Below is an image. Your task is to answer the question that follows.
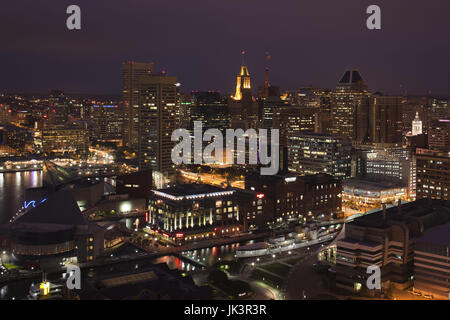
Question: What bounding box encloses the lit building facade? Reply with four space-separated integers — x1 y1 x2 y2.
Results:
228 54 259 130
122 61 155 150
331 69 369 142
336 199 450 295
414 222 450 299
245 173 343 226
416 148 450 202
288 132 352 179
147 184 252 241
137 74 180 178
41 126 89 157
428 119 450 152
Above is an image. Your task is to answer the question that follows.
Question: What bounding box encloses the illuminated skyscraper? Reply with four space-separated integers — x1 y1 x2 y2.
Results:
122 61 155 150
412 111 423 136
229 52 259 130
368 94 404 145
137 73 180 178
331 69 369 142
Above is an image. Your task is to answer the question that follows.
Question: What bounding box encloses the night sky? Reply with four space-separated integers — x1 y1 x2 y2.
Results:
1 0 449 95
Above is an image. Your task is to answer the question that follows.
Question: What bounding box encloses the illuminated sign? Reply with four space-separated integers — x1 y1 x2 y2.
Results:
284 177 297 183
176 233 184 238
256 193 265 199
24 198 47 209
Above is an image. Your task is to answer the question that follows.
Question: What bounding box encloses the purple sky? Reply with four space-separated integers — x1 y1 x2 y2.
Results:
1 0 449 95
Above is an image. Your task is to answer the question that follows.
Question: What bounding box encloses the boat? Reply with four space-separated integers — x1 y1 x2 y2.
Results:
235 232 338 258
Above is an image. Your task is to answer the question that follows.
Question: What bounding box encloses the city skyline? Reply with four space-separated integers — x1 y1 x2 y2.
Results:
0 0 449 304
1 0 450 95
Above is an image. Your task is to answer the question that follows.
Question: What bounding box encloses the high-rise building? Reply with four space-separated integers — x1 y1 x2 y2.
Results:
272 105 316 146
122 61 155 150
189 91 229 134
0 104 11 124
412 112 423 136
90 104 124 144
288 132 352 179
428 119 450 152
137 73 180 178
368 94 404 144
47 90 69 127
331 70 369 142
415 148 450 202
228 53 259 130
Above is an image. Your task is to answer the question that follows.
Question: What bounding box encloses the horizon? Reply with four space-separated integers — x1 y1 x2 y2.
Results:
1 0 450 95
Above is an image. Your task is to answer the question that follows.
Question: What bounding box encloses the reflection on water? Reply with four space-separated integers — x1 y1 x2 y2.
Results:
156 242 249 272
0 171 42 223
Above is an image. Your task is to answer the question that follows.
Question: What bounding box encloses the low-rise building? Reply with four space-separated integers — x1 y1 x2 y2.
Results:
245 173 343 227
335 199 450 295
414 222 450 299
147 184 260 242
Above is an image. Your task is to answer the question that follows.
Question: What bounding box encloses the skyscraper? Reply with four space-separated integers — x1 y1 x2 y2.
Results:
122 61 155 150
368 94 404 145
47 90 69 127
288 132 352 178
228 52 259 130
137 73 180 178
428 119 450 151
415 148 450 202
331 69 369 142
412 112 423 136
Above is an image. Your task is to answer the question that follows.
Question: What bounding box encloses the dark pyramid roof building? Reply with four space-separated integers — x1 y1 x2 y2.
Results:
9 189 104 262
15 189 86 226
42 160 75 187
339 69 364 84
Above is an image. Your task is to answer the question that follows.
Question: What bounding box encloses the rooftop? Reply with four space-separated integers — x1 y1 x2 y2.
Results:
152 184 234 201
343 178 406 191
417 222 450 247
349 199 450 230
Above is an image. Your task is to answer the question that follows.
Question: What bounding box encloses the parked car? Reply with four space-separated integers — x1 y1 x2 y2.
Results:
423 294 433 299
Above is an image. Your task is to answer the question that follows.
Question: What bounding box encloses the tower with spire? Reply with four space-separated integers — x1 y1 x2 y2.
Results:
229 51 259 130
412 112 423 136
232 50 251 101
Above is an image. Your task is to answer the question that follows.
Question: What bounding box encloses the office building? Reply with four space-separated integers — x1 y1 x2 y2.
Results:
90 104 124 144
137 73 180 178
288 132 352 178
368 94 403 144
415 148 450 202
331 69 370 142
41 126 89 157
189 91 229 134
122 61 155 150
428 119 450 152
245 173 343 226
414 222 450 299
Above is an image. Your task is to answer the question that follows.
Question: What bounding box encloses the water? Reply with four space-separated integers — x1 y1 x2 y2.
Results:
0 171 42 223
156 242 250 272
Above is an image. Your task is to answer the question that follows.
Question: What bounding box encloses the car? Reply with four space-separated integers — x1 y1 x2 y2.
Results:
423 294 433 299
412 291 422 296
